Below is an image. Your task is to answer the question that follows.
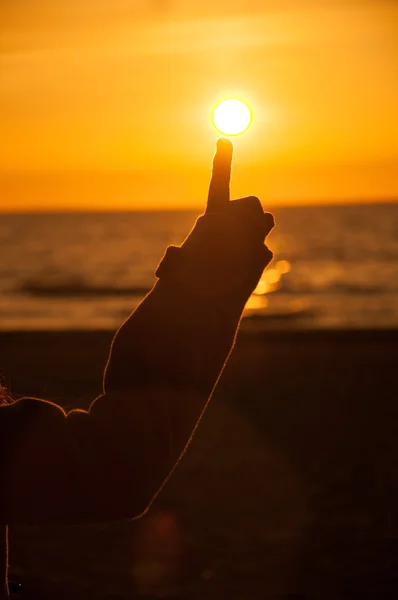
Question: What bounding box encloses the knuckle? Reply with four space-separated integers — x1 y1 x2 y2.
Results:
264 212 275 228
246 196 262 210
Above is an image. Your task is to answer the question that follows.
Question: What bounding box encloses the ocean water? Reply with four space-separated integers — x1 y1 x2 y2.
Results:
1 204 398 331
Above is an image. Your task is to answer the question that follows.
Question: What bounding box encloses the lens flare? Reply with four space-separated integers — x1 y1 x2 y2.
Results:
212 99 252 136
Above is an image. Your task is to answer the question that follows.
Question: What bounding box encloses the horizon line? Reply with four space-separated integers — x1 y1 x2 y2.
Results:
1 197 397 215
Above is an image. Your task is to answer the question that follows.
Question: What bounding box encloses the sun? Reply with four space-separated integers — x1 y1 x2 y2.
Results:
212 98 252 136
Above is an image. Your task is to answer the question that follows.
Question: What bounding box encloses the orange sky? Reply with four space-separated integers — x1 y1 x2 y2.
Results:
1 0 397 210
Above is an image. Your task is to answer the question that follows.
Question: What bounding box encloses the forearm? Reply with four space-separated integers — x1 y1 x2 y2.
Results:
103 210 271 485
105 281 241 395
103 278 244 454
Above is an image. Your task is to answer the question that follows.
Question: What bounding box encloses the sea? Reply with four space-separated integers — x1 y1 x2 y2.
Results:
1 203 398 331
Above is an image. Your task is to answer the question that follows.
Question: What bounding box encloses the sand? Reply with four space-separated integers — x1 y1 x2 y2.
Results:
1 328 398 598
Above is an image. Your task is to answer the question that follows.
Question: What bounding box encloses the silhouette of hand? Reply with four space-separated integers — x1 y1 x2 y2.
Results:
156 137 274 299
206 137 275 244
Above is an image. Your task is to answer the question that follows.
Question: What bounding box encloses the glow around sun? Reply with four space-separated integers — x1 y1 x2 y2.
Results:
212 99 252 136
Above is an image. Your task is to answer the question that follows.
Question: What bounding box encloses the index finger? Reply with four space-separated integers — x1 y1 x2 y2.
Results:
206 137 234 213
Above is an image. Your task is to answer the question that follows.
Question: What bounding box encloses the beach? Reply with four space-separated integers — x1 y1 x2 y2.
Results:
2 0 398 595
2 328 398 598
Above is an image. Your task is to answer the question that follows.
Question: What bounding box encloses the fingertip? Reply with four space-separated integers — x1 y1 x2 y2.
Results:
216 137 234 159
216 136 233 149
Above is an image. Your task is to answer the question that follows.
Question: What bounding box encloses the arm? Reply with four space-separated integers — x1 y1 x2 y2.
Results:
0 139 274 525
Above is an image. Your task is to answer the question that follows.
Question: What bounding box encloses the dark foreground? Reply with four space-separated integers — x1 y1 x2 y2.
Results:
1 329 398 599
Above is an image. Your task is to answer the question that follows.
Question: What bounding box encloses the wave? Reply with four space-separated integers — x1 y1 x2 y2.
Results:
19 280 151 298
18 279 394 299
276 282 393 295
244 310 315 322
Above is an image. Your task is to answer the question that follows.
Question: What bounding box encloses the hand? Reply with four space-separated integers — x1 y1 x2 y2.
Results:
156 137 275 299
206 137 275 244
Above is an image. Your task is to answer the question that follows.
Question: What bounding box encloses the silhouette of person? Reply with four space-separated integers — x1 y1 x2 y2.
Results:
0 138 275 598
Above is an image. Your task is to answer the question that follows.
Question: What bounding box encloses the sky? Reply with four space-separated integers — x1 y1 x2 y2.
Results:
1 0 397 210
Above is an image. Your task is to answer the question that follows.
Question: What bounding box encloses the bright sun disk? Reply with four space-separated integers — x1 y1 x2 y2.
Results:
212 99 252 136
